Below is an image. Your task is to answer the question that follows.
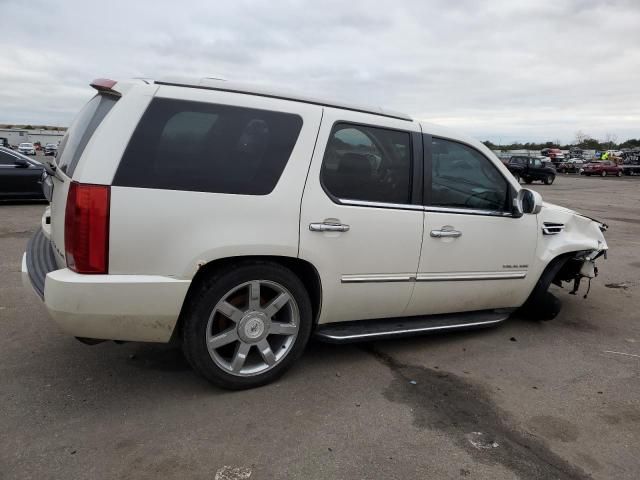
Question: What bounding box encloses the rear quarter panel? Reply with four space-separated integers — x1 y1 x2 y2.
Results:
108 87 323 278
49 83 158 268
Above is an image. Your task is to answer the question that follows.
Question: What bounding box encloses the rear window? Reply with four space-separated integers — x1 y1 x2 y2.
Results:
113 98 303 195
56 94 117 176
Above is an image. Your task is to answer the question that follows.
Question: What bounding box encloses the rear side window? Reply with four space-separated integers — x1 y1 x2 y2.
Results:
321 123 412 204
0 150 17 165
56 94 117 176
114 98 303 195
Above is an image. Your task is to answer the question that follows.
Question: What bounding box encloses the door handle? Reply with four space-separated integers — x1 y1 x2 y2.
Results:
430 229 462 238
309 222 350 232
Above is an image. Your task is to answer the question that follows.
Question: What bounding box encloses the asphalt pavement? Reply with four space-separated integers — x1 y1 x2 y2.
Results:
1 174 638 479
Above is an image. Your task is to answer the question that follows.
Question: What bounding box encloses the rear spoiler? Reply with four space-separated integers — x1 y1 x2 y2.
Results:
90 78 121 96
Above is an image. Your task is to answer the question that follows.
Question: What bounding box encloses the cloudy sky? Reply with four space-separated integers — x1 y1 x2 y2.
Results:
2 0 639 143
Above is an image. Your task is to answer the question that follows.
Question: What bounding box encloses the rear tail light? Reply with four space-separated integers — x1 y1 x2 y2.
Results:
64 182 110 274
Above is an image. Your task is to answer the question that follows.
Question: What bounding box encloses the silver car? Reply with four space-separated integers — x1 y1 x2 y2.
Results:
18 142 36 155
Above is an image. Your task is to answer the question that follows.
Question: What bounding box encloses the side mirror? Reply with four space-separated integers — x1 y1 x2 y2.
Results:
14 158 29 168
513 188 543 216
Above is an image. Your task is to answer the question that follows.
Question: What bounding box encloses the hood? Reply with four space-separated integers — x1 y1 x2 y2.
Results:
541 202 608 255
542 202 608 230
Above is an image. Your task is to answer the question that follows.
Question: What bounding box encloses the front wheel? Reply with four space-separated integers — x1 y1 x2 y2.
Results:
513 173 520 183
544 174 555 185
524 177 533 184
182 263 313 389
601 170 607 177
617 171 623 177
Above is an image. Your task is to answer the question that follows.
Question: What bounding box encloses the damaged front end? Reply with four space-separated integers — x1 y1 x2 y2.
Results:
553 247 607 299
523 204 608 319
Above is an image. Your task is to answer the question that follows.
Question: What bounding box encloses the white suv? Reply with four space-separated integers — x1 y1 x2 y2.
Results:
22 77 608 389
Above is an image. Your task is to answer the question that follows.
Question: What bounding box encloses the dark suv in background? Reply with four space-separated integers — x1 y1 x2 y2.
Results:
506 156 556 185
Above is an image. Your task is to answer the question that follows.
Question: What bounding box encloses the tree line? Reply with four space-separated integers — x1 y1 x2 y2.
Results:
483 131 640 151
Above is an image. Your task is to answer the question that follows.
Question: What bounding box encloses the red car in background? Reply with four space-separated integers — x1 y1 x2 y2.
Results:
541 148 565 163
581 161 623 177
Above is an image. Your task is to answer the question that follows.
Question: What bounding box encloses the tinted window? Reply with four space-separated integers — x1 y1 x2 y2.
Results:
321 123 412 204
431 138 509 211
114 98 303 195
0 150 17 165
531 158 543 168
56 94 117 176
510 157 525 166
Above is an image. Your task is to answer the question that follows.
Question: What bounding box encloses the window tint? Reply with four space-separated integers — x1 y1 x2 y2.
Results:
0 150 17 165
431 138 509 211
321 123 412 204
56 94 117 176
114 98 303 195
531 158 543 168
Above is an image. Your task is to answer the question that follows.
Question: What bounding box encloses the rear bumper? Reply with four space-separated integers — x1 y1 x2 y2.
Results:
22 228 190 343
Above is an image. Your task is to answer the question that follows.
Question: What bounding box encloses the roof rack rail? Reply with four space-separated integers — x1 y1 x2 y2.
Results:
154 77 412 122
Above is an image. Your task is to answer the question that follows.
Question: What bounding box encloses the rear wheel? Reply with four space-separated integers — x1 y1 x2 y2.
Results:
617 170 622 177
524 177 533 184
513 173 520 183
182 263 313 389
601 170 607 177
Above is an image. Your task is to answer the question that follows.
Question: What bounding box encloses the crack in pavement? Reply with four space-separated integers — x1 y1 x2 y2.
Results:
364 345 591 480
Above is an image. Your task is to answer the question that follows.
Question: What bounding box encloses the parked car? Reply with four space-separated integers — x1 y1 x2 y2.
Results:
18 142 36 155
557 158 584 174
505 156 556 184
22 77 608 389
0 147 45 200
541 148 565 163
44 143 58 156
581 161 623 177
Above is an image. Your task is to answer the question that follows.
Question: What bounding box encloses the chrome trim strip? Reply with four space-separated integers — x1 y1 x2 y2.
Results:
416 272 527 282
338 200 514 216
542 222 565 235
339 198 424 211
341 272 526 283
316 317 508 341
341 274 415 283
425 206 513 217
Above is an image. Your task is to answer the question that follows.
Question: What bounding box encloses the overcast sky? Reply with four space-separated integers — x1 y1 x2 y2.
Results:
2 0 639 143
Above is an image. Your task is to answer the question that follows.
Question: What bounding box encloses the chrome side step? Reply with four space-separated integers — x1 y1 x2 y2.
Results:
314 310 513 344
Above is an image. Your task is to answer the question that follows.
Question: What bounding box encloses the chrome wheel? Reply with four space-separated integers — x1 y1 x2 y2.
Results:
205 280 300 377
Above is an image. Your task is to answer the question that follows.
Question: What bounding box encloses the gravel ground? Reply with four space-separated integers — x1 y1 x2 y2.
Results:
1 174 638 480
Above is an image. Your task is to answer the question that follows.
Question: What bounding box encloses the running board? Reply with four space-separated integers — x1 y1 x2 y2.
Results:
314 309 513 344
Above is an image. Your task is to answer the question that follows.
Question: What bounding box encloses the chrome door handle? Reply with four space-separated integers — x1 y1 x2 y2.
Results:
309 222 350 232
430 229 462 238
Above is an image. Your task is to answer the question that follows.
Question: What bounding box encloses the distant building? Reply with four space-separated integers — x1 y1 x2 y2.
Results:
0 127 65 147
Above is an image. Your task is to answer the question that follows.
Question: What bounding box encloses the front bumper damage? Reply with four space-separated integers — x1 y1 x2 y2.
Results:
553 247 607 298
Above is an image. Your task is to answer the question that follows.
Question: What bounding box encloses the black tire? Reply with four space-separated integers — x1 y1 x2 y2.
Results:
182 262 313 390
533 292 562 321
524 177 533 184
600 170 606 177
544 174 555 185
513 173 520 183
519 255 569 321
617 171 622 177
